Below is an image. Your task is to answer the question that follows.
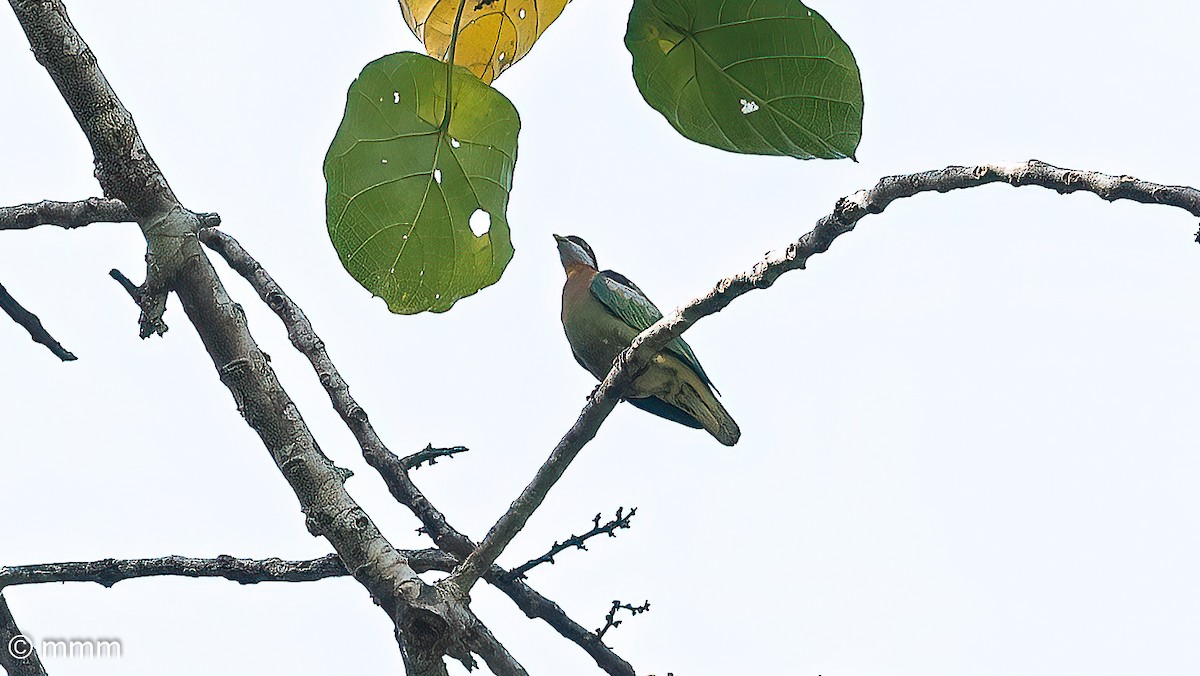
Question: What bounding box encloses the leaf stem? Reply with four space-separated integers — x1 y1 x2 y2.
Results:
441 0 469 131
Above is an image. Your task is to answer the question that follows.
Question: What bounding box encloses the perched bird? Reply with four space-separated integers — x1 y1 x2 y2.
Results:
554 234 740 446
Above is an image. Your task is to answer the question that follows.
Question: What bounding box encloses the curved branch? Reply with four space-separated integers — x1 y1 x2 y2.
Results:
447 160 1200 593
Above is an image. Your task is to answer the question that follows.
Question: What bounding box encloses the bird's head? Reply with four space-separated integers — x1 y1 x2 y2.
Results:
553 234 598 272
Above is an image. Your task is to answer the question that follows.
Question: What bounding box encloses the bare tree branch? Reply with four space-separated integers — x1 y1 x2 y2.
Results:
446 160 1200 595
107 269 143 304
402 444 470 471
0 551 468 590
199 226 637 676
0 554 346 589
508 508 636 581
0 593 46 676
0 198 220 232
0 281 75 361
0 197 129 230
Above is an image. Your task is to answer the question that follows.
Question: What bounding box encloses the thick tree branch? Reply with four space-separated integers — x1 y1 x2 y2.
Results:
508 508 636 581
199 226 636 676
447 160 1200 595
0 281 75 361
8 1 175 219
0 551 466 590
0 197 219 231
0 594 46 676
0 197 128 230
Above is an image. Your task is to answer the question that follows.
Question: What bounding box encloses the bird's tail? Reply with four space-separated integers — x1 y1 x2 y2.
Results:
676 382 740 446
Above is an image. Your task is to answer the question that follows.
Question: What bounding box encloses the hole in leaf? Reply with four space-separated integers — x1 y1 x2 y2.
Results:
469 209 491 237
393 91 400 104
381 158 388 164
434 168 442 184
435 293 441 299
499 52 506 62
739 99 759 114
519 8 526 18
450 138 461 149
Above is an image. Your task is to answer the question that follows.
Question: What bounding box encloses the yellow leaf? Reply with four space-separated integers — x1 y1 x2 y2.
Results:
401 0 569 83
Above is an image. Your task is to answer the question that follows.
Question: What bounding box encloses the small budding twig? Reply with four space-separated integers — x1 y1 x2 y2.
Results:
508 507 637 580
596 600 651 641
401 443 470 471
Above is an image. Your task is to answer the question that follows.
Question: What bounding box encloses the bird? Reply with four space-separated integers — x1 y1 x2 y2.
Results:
554 234 740 446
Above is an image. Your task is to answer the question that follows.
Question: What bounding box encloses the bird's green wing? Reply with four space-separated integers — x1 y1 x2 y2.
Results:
590 270 716 389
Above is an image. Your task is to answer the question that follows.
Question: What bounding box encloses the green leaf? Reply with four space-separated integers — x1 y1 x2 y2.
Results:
325 52 519 314
625 0 863 160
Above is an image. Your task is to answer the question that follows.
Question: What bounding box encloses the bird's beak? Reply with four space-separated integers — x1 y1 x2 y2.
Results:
552 234 566 243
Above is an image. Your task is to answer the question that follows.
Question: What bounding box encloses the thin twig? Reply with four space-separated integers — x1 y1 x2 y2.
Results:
508 508 636 580
108 268 143 303
446 160 1200 596
0 280 76 361
199 226 636 676
0 593 47 676
595 600 650 641
402 443 470 471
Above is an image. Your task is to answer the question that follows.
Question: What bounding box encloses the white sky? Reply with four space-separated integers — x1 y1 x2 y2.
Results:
3 1 1200 674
